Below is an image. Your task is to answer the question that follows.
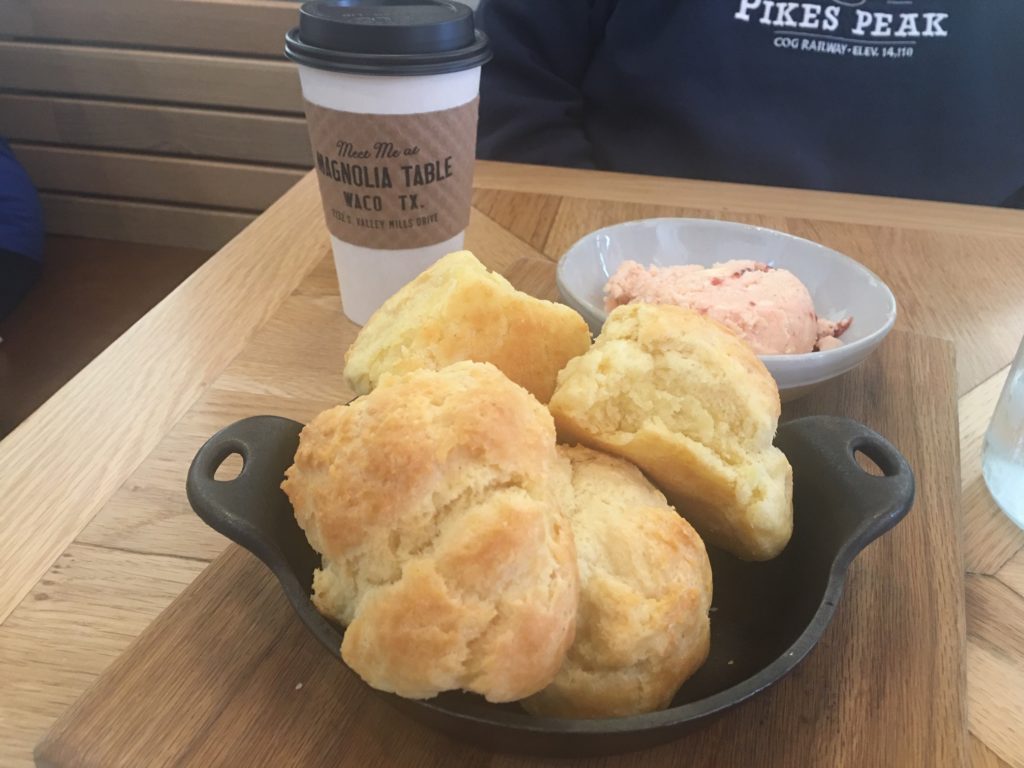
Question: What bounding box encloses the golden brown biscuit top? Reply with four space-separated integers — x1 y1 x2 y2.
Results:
281 361 580 702
285 360 561 560
343 250 591 403
553 303 781 455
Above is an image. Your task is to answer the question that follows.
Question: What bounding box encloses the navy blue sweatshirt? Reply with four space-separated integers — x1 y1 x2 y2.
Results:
477 0 1024 207
0 139 44 261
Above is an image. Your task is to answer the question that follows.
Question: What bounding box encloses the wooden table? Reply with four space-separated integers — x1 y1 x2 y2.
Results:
1 162 1023 767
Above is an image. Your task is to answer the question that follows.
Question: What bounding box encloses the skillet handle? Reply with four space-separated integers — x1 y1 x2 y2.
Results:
187 415 344 659
776 415 915 558
186 415 307 573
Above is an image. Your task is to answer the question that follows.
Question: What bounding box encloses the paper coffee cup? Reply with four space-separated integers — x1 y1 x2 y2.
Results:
285 1 491 324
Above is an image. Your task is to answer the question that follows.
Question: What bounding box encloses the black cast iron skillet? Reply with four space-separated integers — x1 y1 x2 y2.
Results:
187 414 914 757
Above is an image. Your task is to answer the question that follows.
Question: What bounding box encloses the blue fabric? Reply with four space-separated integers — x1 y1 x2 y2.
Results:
477 0 1024 207
0 139 44 262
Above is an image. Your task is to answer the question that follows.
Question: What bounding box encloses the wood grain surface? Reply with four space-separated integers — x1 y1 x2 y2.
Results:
0 173 324 624
2 163 1022 767
473 162 1024 237
35 328 965 768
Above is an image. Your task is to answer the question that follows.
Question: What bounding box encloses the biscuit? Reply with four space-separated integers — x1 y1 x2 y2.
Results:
282 361 579 701
523 445 712 718
343 250 591 403
547 303 793 561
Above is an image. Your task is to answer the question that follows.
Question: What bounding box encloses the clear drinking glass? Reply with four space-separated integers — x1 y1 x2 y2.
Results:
982 335 1024 529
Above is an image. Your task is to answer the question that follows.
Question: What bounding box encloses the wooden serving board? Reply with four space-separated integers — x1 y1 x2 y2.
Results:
35 328 966 768
32 247 958 768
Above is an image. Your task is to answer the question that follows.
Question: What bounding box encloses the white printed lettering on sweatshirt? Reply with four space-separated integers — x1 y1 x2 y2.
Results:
734 1 949 38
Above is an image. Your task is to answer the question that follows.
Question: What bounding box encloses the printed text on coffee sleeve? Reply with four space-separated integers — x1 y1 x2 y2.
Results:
304 97 478 248
315 140 453 231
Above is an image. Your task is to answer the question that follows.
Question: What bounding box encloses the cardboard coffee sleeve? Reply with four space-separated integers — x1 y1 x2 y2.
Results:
306 98 479 249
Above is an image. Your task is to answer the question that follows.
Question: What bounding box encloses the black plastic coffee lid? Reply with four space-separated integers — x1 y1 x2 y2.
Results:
285 0 490 76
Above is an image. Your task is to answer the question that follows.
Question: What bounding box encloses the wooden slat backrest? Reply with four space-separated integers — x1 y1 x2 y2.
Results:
0 94 312 166
0 41 303 112
0 0 296 59
0 0 313 248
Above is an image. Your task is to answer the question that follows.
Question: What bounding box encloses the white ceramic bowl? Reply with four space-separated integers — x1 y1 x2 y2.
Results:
557 218 897 399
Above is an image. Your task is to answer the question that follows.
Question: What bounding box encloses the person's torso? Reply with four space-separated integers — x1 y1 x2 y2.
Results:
583 0 1023 205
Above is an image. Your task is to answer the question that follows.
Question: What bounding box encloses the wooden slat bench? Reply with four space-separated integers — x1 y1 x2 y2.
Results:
0 0 312 250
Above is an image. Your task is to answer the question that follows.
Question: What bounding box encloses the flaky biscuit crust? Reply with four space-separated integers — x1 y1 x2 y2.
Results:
283 361 579 701
343 251 591 403
524 446 712 718
548 304 793 561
